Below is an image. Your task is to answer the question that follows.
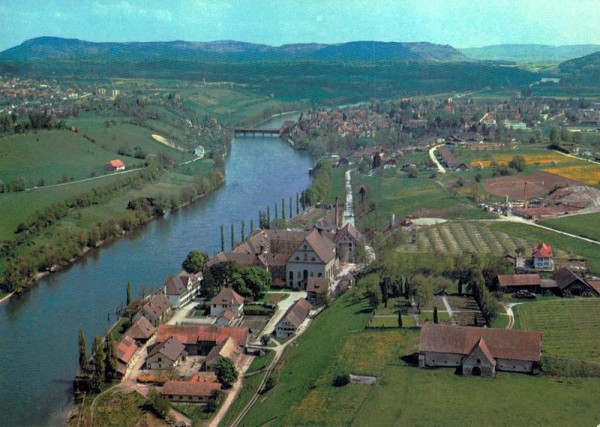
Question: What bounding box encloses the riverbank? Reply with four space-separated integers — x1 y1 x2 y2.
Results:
0 165 225 295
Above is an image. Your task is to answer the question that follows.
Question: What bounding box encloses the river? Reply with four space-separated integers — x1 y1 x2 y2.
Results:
0 113 312 426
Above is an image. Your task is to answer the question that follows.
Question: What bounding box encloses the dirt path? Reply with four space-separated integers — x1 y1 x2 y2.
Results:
441 296 455 324
429 145 447 174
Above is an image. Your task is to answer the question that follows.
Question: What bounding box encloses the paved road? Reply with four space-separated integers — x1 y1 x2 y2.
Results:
429 145 446 174
342 169 355 226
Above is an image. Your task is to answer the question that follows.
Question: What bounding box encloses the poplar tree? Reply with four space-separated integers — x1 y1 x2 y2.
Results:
433 306 439 324
241 220 245 242
398 311 403 328
126 281 132 306
91 335 106 391
220 225 225 252
104 333 118 382
77 329 89 373
230 223 235 250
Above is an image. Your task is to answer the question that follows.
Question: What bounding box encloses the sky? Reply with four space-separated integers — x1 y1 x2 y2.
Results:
1 0 600 52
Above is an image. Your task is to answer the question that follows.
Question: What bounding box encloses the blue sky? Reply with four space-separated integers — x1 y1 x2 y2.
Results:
1 0 600 52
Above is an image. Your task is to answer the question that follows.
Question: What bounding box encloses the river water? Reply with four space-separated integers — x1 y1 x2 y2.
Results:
0 114 311 426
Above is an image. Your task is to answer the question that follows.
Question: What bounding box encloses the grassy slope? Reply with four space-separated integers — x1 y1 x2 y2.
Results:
539 213 600 241
0 130 147 186
489 222 600 274
243 294 600 426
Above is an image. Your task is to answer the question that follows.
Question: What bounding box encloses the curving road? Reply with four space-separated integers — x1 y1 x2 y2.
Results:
429 144 446 174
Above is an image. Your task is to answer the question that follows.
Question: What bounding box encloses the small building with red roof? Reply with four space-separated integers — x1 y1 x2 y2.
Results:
116 335 139 377
104 159 125 172
275 298 312 339
497 274 542 293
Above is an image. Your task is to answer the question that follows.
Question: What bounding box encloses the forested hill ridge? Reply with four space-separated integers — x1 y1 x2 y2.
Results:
0 37 467 62
559 50 600 85
460 44 600 63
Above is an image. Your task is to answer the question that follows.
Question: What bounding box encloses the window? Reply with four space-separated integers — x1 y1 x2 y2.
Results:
477 359 481 364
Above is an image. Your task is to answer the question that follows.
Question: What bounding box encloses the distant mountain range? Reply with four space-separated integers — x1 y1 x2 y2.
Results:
0 37 468 62
460 44 600 63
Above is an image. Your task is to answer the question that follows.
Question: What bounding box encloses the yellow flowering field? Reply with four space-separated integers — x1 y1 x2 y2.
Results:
471 152 566 168
542 165 600 185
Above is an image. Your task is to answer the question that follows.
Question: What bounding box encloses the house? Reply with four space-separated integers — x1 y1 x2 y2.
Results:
497 274 542 293
419 323 542 377
130 293 173 327
161 379 221 403
116 335 139 377
124 315 156 343
333 223 363 264
204 337 244 371
275 298 312 339
210 288 244 318
286 229 337 289
532 242 554 271
146 336 187 370
550 268 599 296
155 324 249 356
163 271 202 308
104 159 125 172
306 277 331 305
194 145 205 158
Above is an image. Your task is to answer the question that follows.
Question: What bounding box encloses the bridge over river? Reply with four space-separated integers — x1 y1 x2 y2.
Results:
234 127 281 137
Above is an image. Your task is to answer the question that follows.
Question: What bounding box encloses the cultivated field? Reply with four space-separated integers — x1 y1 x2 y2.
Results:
542 164 600 185
483 171 579 199
515 299 600 363
469 151 566 168
397 221 530 255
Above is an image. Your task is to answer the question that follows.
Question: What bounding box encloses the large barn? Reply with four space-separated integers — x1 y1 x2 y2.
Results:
418 323 542 377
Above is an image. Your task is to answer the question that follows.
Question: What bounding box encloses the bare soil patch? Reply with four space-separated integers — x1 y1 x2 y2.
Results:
483 171 580 199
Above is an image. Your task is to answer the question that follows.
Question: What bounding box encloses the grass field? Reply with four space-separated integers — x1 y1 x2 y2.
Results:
354 175 494 230
540 213 600 242
396 221 530 255
489 221 600 274
322 166 348 205
242 293 600 426
515 299 600 363
94 391 159 427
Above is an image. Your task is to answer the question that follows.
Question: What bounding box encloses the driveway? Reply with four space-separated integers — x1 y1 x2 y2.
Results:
429 145 446 174
253 291 307 342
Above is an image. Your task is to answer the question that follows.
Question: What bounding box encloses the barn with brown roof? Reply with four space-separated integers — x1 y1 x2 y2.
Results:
497 274 542 293
124 315 156 343
419 323 542 376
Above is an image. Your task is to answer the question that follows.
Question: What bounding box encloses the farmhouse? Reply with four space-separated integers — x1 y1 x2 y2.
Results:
146 336 187 370
163 271 202 308
419 323 542 376
204 337 244 371
532 242 554 271
194 145 205 158
437 146 469 171
161 379 220 403
275 298 312 339
210 288 244 318
104 159 125 172
130 293 173 327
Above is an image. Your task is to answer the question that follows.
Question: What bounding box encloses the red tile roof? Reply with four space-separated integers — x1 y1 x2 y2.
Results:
498 274 541 288
161 380 221 397
419 323 542 362
469 338 496 366
106 159 124 168
147 336 186 361
533 242 553 258
302 230 336 264
116 335 138 364
156 324 249 348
